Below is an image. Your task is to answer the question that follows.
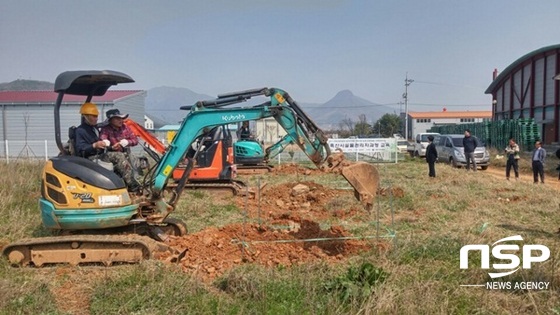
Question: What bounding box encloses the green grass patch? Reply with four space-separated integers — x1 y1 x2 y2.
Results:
89 262 231 315
2 159 560 314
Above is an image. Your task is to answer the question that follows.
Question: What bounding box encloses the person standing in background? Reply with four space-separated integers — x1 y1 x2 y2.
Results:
504 138 520 181
532 140 546 184
426 135 438 178
463 129 477 172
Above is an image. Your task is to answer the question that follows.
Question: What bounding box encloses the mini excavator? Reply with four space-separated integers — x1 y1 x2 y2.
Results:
233 137 272 175
123 118 247 195
2 70 379 267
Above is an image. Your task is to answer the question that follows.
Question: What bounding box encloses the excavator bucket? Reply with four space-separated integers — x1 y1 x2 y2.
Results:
341 162 379 210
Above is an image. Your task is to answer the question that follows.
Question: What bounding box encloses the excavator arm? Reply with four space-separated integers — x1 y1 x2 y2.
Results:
261 89 330 166
123 118 166 155
147 88 378 221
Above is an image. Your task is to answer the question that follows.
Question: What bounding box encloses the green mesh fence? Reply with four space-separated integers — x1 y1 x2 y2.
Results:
428 118 541 152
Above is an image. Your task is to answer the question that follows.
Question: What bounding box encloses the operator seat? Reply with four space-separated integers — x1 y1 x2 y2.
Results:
61 126 78 156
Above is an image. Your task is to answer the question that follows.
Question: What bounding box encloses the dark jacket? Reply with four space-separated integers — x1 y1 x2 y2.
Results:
238 126 250 140
532 147 546 164
75 122 102 158
426 142 438 163
463 136 477 153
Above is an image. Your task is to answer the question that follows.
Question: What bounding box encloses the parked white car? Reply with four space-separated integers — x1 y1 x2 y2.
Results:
397 140 411 154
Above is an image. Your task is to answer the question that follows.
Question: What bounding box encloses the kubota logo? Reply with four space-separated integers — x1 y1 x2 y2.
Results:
460 235 550 278
222 114 246 122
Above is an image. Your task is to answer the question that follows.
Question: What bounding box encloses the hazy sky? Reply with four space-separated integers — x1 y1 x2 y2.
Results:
2 0 560 111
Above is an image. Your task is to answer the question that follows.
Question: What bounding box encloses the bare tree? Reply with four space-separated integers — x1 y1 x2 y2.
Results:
354 114 372 136
357 114 368 125
339 117 355 135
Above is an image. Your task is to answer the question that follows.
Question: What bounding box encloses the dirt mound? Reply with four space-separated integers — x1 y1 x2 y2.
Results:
272 163 322 176
162 220 372 282
237 181 362 221
377 186 405 198
157 179 379 282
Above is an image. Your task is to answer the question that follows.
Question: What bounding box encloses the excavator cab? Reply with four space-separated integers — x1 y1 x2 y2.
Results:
175 125 235 181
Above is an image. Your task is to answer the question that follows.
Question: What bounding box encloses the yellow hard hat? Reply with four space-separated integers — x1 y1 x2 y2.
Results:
80 102 99 116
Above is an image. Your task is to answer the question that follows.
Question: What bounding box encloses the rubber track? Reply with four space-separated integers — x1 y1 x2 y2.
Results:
1 234 173 267
168 180 248 195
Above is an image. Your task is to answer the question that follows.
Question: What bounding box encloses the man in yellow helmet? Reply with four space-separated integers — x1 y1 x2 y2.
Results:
75 102 141 192
75 102 108 157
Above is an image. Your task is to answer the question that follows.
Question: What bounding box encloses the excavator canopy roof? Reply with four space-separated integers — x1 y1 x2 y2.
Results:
54 70 134 96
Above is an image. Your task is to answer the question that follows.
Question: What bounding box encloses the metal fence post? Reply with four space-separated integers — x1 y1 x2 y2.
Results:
5 140 9 164
355 139 359 162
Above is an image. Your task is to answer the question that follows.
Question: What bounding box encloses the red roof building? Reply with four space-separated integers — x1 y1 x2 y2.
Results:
0 89 146 159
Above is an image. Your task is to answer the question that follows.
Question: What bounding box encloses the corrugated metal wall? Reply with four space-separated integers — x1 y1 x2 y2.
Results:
534 58 545 106
491 50 559 143
545 55 556 105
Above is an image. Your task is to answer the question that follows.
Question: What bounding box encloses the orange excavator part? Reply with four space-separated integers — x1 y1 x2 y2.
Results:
124 118 166 155
125 119 235 181
173 140 227 180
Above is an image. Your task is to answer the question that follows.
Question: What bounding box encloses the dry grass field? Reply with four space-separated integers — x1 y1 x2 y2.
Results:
0 152 559 314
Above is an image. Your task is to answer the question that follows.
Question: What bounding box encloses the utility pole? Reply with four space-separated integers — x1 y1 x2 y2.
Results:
403 73 414 140
397 101 404 136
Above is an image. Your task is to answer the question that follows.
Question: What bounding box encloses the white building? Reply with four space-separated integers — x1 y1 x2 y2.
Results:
407 110 492 139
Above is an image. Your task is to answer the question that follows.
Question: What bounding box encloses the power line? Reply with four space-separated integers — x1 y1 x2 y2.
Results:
150 102 491 111
404 103 490 107
413 80 486 90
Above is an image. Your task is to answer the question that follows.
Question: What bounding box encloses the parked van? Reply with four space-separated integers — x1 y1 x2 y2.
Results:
434 134 490 170
407 132 440 157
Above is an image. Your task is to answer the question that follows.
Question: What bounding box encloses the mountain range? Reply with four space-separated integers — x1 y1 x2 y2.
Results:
0 79 396 129
301 90 396 129
0 79 54 91
145 86 213 125
145 87 395 129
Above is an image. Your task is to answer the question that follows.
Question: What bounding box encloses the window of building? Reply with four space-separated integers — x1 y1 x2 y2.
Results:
416 119 432 123
460 118 475 122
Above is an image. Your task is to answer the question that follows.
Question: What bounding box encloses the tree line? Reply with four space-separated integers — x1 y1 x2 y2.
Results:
329 113 402 138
